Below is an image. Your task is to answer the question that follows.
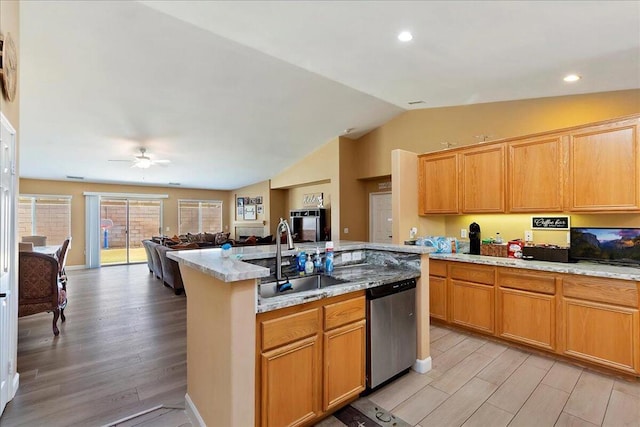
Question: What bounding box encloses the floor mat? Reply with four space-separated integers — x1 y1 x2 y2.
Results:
333 398 412 427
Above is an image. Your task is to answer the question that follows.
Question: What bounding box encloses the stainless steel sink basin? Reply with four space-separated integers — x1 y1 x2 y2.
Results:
259 274 347 299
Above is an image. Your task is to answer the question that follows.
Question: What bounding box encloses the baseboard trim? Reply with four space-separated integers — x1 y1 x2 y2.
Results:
412 356 432 374
185 393 205 427
10 372 19 400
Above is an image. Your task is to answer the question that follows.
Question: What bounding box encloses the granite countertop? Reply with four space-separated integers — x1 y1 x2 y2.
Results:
429 253 640 281
167 240 433 283
257 263 421 313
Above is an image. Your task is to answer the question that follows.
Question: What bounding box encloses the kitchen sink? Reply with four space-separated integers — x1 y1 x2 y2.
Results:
259 274 347 299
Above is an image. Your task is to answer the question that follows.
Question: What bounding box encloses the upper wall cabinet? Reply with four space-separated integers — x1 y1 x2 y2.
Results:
460 144 506 213
566 118 640 212
508 135 564 212
418 114 640 215
418 152 459 214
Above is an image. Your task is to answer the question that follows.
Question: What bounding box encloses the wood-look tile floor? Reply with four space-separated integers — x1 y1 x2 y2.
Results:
2 264 639 426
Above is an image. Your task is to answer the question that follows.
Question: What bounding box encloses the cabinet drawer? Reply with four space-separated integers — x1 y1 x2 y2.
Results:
562 275 638 308
430 260 447 277
261 308 320 351
498 268 556 295
324 296 365 330
450 263 495 285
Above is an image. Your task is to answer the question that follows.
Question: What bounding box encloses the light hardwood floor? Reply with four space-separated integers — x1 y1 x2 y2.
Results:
1 264 638 426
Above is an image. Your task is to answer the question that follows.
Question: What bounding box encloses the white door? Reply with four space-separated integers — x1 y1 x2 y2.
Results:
370 192 392 243
0 113 17 415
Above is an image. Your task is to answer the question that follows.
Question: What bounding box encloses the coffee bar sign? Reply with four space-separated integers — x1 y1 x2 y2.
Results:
531 216 570 230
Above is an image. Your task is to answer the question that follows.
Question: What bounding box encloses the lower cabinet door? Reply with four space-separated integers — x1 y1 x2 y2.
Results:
429 275 447 321
451 280 494 333
563 298 639 373
261 335 321 427
498 288 555 350
323 320 366 411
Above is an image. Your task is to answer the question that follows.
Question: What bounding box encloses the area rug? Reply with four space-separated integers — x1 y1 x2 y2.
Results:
333 398 412 427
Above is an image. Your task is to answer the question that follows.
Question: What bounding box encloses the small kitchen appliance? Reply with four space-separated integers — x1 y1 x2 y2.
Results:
469 222 481 255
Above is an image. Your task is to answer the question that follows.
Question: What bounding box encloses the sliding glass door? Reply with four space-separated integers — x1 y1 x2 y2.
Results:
100 198 162 265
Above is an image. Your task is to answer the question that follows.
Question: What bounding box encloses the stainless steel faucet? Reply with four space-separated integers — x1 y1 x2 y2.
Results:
276 217 294 280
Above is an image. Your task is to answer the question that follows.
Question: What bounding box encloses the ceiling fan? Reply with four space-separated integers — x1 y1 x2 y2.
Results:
108 148 170 169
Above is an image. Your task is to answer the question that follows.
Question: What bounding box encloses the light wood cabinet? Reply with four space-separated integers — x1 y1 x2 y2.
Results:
449 263 495 333
418 152 459 214
417 115 640 214
508 135 564 212
497 268 557 351
429 260 447 321
567 118 640 211
433 260 640 375
460 144 506 213
256 292 365 426
561 274 640 373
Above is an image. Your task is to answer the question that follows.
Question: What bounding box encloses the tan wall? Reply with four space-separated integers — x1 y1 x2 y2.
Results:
357 89 640 179
339 138 367 241
19 179 230 267
230 180 270 239
269 188 287 237
271 137 341 241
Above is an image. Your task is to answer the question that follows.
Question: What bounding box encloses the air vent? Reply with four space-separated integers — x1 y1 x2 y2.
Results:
168 182 181 186
407 100 425 105
66 175 84 180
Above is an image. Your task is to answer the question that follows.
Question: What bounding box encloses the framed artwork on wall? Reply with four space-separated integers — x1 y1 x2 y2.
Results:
244 205 256 221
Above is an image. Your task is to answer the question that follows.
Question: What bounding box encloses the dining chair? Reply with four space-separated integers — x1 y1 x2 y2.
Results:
18 251 62 336
19 242 34 252
55 237 71 322
22 235 47 246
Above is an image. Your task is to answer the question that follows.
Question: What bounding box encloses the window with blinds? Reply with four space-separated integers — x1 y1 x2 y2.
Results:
18 195 72 243
178 200 223 235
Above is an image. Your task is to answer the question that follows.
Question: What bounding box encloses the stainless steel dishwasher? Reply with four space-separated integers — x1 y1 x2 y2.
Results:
366 278 417 389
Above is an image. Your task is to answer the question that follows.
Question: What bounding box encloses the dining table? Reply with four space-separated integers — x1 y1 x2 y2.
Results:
32 245 61 257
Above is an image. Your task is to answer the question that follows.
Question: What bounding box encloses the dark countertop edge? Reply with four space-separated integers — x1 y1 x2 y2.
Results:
429 253 640 281
257 269 421 313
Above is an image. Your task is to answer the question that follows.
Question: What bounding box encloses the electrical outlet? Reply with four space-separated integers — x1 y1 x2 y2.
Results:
342 252 352 262
460 228 467 238
343 227 349 234
524 230 533 242
166 226 170 232
352 251 363 261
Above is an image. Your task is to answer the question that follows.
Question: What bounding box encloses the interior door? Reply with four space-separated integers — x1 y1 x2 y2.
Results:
0 113 17 415
370 192 392 243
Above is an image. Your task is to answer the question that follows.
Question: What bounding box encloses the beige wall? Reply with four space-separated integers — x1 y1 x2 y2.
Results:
230 180 270 239
357 89 640 179
271 137 341 241
19 179 230 267
339 138 367 240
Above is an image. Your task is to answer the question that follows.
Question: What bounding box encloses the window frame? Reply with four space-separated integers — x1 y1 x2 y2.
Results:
177 199 223 235
18 194 72 242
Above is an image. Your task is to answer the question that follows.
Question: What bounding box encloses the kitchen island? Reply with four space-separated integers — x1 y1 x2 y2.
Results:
168 241 433 427
428 253 640 377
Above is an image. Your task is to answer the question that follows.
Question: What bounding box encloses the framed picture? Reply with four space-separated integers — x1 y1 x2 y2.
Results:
244 204 256 220
257 205 263 214
237 197 244 207
237 206 244 217
531 216 570 230
256 196 263 205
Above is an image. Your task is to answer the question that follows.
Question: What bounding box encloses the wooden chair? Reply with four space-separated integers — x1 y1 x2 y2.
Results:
19 242 34 252
22 235 47 246
18 251 62 336
55 237 71 322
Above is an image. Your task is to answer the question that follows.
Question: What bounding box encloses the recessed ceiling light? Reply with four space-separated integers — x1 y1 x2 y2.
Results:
563 74 581 82
398 31 413 42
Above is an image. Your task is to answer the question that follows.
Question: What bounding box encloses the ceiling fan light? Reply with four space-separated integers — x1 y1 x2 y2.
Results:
136 158 152 168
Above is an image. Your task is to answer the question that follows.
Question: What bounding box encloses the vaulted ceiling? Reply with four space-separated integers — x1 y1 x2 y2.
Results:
17 1 640 189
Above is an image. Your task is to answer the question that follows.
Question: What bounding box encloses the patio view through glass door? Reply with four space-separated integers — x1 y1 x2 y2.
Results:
100 198 162 265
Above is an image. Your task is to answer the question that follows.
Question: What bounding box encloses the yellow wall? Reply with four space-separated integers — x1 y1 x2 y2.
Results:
357 89 640 179
19 179 231 267
442 213 640 247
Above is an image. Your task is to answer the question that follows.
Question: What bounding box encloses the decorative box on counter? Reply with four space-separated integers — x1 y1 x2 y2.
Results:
480 243 508 258
523 245 570 263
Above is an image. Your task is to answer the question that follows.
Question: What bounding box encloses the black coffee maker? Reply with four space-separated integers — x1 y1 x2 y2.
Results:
469 222 481 255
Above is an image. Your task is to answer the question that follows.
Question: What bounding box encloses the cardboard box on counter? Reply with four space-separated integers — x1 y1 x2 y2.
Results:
480 243 508 257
